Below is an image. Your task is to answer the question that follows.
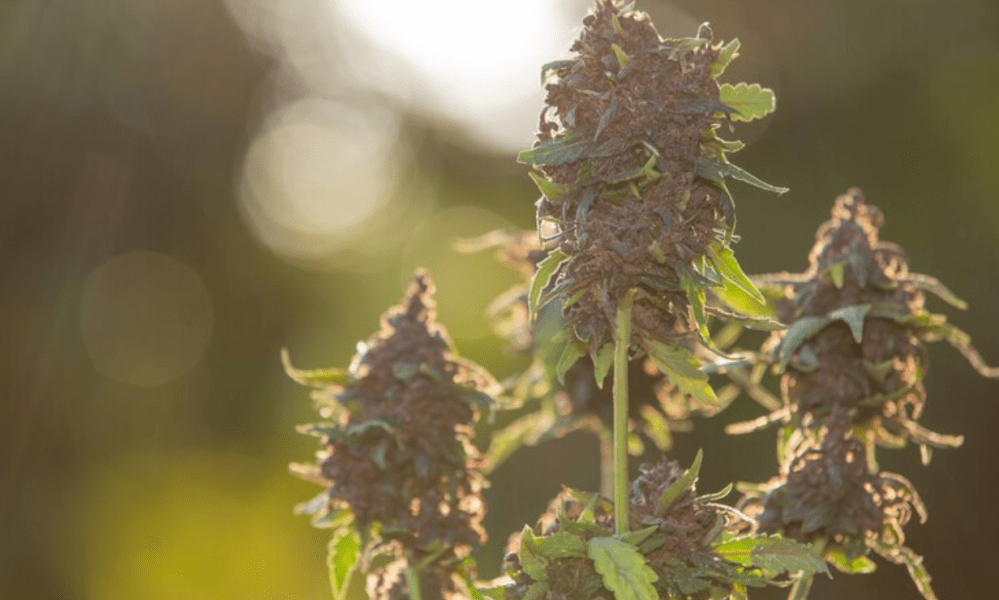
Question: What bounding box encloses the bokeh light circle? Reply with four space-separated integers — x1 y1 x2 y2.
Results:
80 251 213 387
238 96 403 261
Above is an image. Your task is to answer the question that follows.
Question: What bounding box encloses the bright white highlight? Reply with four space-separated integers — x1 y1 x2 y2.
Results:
332 0 581 150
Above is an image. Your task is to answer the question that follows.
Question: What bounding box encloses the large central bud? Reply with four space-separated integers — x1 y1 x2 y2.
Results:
520 0 782 369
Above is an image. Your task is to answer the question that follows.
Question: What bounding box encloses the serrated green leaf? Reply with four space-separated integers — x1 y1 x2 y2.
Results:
708 242 765 303
616 525 659 547
749 536 828 575
587 537 659 600
656 449 703 516
709 301 784 332
644 338 719 407
714 536 755 566
529 249 567 320
529 531 588 559
518 134 594 166
528 171 572 203
719 82 776 122
522 582 547 600
710 278 779 325
519 526 549 583
710 38 740 78
327 530 360 600
592 342 615 389
282 348 350 387
777 316 832 372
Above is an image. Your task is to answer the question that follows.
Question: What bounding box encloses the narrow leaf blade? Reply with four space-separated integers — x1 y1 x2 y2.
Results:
529 249 567 320
708 242 765 303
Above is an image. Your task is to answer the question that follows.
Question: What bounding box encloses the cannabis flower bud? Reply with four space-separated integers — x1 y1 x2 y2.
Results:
288 271 497 598
737 188 998 599
762 188 995 455
498 453 822 600
520 0 783 362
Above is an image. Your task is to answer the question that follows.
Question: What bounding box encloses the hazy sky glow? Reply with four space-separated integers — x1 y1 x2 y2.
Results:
332 0 582 149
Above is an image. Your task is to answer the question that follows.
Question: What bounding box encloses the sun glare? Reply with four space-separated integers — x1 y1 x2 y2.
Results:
332 0 582 150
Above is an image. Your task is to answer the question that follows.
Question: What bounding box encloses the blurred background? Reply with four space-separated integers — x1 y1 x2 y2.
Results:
2 0 998 598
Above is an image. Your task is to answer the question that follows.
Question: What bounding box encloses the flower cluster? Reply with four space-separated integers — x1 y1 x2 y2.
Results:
495 453 824 600
463 230 719 475
288 272 496 599
520 0 782 363
736 189 997 599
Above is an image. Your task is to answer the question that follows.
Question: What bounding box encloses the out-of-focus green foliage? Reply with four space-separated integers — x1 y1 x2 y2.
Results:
3 0 999 599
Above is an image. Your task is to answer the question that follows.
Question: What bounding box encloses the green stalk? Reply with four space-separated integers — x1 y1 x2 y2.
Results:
613 288 636 534
406 566 423 600
598 425 614 499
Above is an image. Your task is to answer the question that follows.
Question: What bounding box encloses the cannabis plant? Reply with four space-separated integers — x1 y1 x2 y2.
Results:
517 0 785 536
285 2 994 600
288 272 496 599
731 189 998 600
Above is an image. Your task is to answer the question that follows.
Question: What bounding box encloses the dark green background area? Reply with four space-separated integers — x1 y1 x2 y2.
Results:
2 1 997 599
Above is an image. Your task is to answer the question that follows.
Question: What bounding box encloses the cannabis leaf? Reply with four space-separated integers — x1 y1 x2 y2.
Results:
710 39 741 78
715 535 827 575
719 82 776 122
518 134 594 166
644 338 719 407
708 242 765 303
327 530 360 600
528 531 588 559
587 536 659 600
282 348 350 387
529 249 567 319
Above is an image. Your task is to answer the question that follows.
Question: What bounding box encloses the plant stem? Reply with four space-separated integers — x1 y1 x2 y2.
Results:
599 426 614 499
613 288 636 534
788 536 827 600
406 565 423 600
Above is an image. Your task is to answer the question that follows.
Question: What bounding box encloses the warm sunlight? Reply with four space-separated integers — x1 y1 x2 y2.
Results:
332 0 583 150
